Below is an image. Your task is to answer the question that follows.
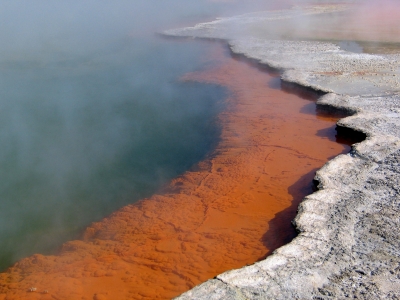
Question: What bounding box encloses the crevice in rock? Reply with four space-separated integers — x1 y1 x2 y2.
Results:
281 81 327 101
214 277 248 300
335 125 368 145
316 102 358 118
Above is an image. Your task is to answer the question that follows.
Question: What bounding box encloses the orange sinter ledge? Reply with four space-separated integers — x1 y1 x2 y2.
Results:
0 42 350 300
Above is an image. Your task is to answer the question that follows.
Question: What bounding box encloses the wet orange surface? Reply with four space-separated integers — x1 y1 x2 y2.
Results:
0 42 349 300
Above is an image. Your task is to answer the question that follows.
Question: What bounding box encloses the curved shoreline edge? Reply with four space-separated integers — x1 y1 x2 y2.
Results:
166 4 400 299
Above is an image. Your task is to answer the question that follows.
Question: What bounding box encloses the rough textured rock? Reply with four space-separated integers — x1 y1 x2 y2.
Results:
167 3 400 299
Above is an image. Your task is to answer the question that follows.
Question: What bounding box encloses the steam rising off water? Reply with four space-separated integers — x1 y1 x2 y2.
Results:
0 1 238 270
3 0 394 273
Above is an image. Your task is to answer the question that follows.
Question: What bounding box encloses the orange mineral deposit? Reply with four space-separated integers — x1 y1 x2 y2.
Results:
0 42 350 299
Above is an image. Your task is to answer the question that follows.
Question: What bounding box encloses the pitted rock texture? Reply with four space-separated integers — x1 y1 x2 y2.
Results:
231 39 400 96
168 3 400 300
165 3 400 96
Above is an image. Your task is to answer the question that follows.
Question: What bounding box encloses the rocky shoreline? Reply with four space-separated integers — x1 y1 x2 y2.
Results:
0 35 348 299
166 3 400 299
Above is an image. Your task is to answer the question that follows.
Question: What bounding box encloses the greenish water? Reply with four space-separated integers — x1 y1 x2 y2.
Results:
0 1 234 271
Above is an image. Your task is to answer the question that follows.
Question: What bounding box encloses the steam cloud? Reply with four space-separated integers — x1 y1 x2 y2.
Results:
0 0 232 270
1 0 397 271
0 0 296 270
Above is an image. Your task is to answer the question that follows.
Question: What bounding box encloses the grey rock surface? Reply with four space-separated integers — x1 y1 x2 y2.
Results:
166 3 400 299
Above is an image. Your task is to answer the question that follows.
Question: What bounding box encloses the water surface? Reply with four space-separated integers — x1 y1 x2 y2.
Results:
0 1 233 270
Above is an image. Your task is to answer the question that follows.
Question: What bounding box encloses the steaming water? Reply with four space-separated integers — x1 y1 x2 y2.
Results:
0 1 244 271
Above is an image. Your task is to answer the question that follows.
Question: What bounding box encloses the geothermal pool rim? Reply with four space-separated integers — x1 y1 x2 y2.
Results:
167 4 400 299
